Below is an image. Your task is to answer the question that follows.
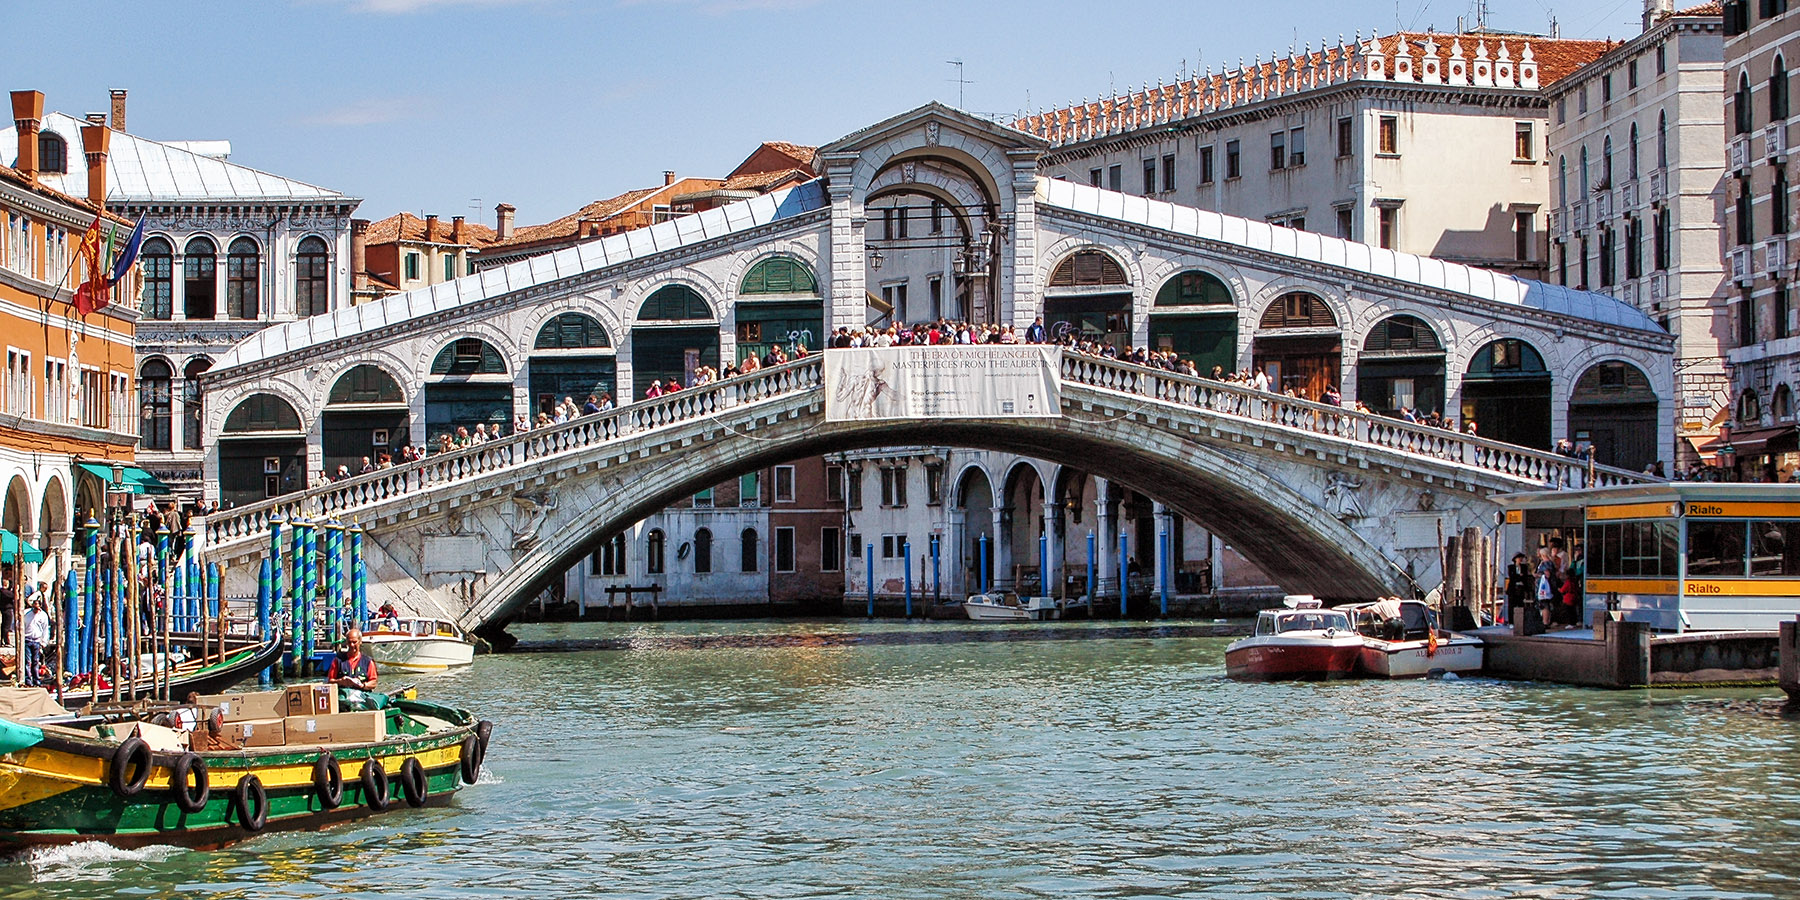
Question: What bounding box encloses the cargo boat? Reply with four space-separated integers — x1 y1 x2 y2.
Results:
0 686 492 848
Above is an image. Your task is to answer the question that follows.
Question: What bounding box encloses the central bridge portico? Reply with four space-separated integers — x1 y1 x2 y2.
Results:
194 103 1672 633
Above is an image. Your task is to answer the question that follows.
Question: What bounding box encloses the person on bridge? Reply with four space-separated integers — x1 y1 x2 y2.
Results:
1025 316 1046 343
324 627 378 691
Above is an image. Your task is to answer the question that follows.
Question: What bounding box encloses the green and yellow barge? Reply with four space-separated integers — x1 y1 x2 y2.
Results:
0 688 492 848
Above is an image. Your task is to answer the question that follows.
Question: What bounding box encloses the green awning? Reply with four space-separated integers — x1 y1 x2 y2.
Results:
75 462 172 496
0 530 43 565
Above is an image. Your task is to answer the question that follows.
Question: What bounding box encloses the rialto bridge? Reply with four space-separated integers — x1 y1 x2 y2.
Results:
192 104 1671 632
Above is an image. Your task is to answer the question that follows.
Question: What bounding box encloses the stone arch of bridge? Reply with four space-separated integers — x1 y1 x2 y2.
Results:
462 413 1411 632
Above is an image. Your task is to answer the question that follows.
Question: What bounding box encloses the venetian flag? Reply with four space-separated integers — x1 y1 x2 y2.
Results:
72 214 109 315
107 214 146 286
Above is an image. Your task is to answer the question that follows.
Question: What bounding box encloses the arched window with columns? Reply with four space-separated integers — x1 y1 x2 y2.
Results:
226 237 260 320
138 360 172 451
183 236 217 320
142 238 173 320
295 236 330 317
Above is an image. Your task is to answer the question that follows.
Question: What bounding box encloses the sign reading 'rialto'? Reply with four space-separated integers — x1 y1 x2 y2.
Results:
823 346 1062 422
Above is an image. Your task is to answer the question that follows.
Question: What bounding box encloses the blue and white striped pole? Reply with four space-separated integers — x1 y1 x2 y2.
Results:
865 542 875 619
1086 531 1096 602
902 539 912 619
1119 532 1129 618
1158 526 1170 618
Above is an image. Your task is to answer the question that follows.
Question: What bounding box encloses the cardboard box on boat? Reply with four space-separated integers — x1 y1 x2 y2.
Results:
197 691 285 721
225 717 286 748
283 684 338 718
282 710 384 745
127 721 188 752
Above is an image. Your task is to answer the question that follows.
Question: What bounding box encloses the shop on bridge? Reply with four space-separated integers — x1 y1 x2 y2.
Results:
632 284 719 398
1147 271 1236 378
1043 250 1132 348
1355 314 1446 417
529 312 616 415
734 257 823 361
322 364 410 473
1567 361 1659 472
218 393 307 507
1252 291 1340 401
425 338 512 448
1460 338 1552 451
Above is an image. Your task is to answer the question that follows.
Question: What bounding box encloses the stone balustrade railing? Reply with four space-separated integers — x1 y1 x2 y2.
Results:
203 358 826 554
1058 353 1651 490
204 347 1648 557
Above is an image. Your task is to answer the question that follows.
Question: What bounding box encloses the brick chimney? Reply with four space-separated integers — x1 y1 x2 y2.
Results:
79 124 110 207
109 89 127 132
10 90 44 182
495 203 515 240
451 215 466 245
663 170 676 186
84 112 106 126
424 214 439 243
350 218 369 291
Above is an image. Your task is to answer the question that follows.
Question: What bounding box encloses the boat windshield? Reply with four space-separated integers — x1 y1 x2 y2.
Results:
1276 612 1350 633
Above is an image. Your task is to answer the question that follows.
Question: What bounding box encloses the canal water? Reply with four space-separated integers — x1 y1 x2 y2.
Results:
5 618 1799 899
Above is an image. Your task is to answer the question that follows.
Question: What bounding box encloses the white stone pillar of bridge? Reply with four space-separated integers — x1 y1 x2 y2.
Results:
1004 148 1041 327
946 505 966 597
1094 478 1119 600
991 505 1014 591
822 152 866 333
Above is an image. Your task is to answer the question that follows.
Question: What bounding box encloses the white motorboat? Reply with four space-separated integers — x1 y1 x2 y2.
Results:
1224 596 1364 681
963 593 1032 622
1336 598 1485 678
363 617 477 672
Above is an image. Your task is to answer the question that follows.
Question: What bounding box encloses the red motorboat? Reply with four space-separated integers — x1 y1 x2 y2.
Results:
1224 596 1363 681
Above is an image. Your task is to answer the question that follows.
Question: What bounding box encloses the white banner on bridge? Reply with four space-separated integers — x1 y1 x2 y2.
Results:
824 346 1062 421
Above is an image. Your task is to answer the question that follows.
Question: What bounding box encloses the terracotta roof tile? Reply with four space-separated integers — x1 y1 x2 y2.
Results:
363 211 496 247
761 142 816 165
1674 2 1721 16
0 162 134 227
722 167 812 192
484 178 727 253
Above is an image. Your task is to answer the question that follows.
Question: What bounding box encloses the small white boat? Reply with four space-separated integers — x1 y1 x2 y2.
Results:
1224 596 1364 681
1336 598 1485 678
363 617 477 672
963 592 1032 622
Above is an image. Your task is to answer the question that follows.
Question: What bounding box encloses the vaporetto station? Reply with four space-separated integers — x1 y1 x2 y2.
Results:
193 105 1672 633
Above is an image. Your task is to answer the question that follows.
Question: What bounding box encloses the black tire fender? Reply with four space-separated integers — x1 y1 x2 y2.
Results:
108 737 153 798
399 756 428 808
459 735 483 785
313 751 343 811
233 774 268 832
475 720 495 754
361 757 390 811
169 752 209 814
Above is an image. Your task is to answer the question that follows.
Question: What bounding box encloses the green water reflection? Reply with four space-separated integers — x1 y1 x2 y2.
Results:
4 618 1797 899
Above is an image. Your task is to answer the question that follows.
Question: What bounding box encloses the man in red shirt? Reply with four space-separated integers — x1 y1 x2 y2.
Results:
324 627 378 690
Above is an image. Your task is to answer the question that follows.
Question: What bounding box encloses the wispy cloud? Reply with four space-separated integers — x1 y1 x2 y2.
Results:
617 0 827 13
302 97 427 127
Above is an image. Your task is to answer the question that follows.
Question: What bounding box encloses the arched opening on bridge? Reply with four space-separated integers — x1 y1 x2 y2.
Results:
1002 463 1044 593
426 338 511 448
219 393 306 507
1045 249 1132 347
1568 361 1658 470
1460 339 1551 451
865 150 996 325
735 257 823 362
529 312 615 417
954 466 994 594
1253 291 1340 400
1049 466 1092 596
324 364 409 474
1148 271 1237 377
1356 314 1445 417
632 285 718 400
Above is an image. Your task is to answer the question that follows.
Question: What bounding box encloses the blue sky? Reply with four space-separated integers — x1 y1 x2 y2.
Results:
11 0 1646 227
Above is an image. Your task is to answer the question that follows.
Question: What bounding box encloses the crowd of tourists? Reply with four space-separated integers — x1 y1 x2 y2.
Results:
1503 536 1585 631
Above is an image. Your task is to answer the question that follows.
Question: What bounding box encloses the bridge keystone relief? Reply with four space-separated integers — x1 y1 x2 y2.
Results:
195 104 1670 637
